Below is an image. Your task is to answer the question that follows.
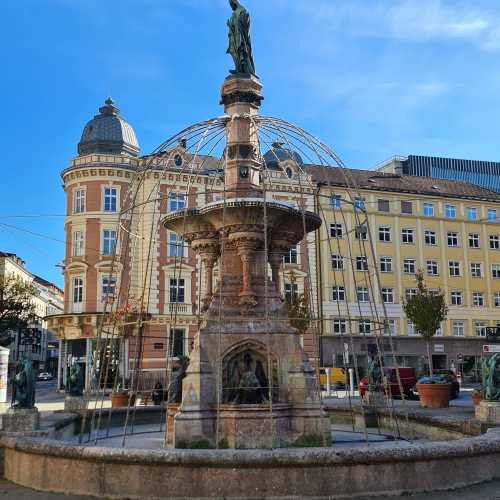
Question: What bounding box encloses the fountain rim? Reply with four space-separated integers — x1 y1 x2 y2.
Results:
161 198 322 230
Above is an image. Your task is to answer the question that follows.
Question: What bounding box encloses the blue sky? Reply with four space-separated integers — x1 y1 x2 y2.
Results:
2 0 500 287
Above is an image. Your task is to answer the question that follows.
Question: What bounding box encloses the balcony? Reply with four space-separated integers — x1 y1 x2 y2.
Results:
167 303 193 315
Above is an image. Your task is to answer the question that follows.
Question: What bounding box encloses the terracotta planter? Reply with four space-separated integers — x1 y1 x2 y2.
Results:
471 392 482 406
417 383 451 409
111 392 135 408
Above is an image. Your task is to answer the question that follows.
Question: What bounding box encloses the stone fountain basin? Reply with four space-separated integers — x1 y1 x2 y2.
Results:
2 407 500 499
161 198 321 238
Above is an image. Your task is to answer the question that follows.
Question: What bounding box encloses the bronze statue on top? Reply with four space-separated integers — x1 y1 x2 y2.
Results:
227 0 256 76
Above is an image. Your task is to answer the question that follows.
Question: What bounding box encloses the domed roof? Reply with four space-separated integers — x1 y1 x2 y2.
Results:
263 142 304 170
78 98 140 157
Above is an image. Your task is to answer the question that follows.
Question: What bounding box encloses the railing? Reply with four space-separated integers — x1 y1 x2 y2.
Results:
167 303 192 315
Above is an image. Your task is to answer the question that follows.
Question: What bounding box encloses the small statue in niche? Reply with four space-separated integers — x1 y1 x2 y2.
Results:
66 360 84 397
168 356 189 404
482 353 500 402
11 356 36 409
225 351 268 404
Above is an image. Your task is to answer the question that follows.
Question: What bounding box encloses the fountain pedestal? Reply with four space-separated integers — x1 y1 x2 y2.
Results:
162 74 330 449
3 407 39 432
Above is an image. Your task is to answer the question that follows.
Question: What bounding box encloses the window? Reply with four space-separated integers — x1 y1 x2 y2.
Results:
445 204 456 219
405 288 417 300
469 233 480 248
423 203 434 217
355 225 368 240
284 245 298 264
73 189 85 214
384 319 396 336
490 235 500 250
72 231 84 257
103 187 117 212
449 261 461 277
284 282 298 304
331 254 344 270
488 208 497 221
453 321 465 337
492 264 500 279
378 199 390 212
332 286 346 301
401 201 413 215
72 277 83 313
475 321 487 337
407 320 416 336
359 320 371 335
451 291 463 306
424 230 437 246
169 279 185 303
447 232 459 247
467 207 478 220
427 260 439 276
403 258 416 274
331 195 342 209
381 288 394 304
379 226 391 242
472 292 484 307
333 319 347 335
357 287 369 302
169 193 186 212
330 223 343 239
169 328 185 357
380 257 393 273
401 228 415 244
354 198 365 211
356 256 368 271
495 293 500 307
470 263 482 278
168 232 185 258
102 230 117 256
102 275 117 300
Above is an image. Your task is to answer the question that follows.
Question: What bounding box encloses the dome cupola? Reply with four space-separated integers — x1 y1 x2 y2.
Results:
78 98 140 157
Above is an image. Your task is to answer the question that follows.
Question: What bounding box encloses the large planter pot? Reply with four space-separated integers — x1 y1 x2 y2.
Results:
111 392 135 408
417 383 451 409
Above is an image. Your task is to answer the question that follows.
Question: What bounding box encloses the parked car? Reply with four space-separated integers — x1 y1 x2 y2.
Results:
37 372 53 381
359 367 417 399
319 367 347 389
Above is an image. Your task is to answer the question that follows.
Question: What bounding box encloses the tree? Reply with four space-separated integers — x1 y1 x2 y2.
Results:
402 271 448 376
0 275 38 348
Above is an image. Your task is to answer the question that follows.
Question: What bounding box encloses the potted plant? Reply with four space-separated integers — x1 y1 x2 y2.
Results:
403 271 450 408
416 375 451 408
111 380 135 408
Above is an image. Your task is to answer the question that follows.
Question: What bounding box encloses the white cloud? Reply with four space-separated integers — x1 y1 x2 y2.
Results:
291 0 499 51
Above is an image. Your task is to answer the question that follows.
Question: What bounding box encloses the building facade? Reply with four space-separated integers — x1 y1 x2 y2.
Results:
377 155 500 193
312 168 500 380
0 252 63 372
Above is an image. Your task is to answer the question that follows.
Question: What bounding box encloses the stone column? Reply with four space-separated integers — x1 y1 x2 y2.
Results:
190 232 220 313
269 253 284 295
235 236 262 310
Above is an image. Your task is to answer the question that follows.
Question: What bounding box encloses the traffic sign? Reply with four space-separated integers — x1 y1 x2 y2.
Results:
483 345 500 353
457 353 463 361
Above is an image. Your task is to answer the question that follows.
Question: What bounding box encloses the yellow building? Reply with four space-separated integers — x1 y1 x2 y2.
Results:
311 167 500 380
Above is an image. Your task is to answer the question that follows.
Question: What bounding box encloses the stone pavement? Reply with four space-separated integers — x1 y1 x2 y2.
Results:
1 478 500 499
